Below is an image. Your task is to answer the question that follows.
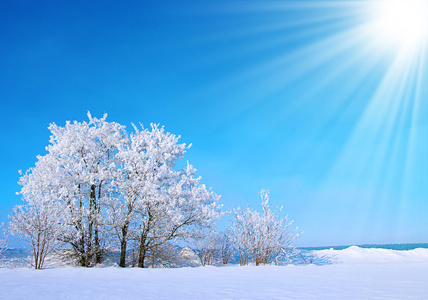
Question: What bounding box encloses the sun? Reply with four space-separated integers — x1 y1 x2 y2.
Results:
369 0 428 51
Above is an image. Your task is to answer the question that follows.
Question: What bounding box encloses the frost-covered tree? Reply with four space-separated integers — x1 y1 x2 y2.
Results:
218 233 233 265
228 189 300 266
135 163 220 268
107 123 188 267
18 113 127 266
16 112 220 268
9 192 65 269
228 206 252 266
51 113 126 266
105 123 220 268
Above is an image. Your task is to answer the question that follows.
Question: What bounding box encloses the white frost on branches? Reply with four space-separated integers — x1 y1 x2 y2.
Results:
9 192 65 269
228 189 300 266
11 112 221 268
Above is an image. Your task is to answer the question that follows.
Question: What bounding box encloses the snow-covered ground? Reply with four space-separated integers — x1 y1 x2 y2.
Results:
1 247 427 299
318 245 428 265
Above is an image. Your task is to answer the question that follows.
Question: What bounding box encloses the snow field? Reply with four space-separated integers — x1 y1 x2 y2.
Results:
1 247 428 300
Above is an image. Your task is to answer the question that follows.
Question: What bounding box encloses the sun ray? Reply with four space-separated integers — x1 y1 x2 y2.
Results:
189 1 428 241
401 41 428 196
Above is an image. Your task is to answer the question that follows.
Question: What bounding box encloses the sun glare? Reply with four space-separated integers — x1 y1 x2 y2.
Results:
370 0 428 50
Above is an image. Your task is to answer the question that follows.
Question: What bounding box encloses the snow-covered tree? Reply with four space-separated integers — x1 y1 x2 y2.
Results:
228 206 252 266
218 233 233 265
228 189 300 266
104 123 221 267
106 123 188 267
53 113 125 266
9 191 65 269
15 112 221 268
18 113 127 266
134 163 220 268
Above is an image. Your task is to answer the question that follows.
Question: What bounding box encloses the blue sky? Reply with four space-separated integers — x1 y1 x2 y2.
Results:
1 0 427 247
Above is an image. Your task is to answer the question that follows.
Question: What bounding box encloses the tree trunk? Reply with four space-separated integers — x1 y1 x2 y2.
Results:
78 194 88 267
89 184 101 265
79 239 87 267
119 223 129 267
138 247 146 268
94 183 103 264
138 234 147 268
94 228 102 264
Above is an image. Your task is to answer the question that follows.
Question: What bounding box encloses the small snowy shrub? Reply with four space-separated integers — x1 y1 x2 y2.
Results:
227 189 301 266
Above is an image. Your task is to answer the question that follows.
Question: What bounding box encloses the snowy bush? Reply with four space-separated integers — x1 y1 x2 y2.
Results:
227 189 300 266
193 229 222 266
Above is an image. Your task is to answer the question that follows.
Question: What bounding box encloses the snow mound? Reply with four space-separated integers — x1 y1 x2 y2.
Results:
315 246 428 265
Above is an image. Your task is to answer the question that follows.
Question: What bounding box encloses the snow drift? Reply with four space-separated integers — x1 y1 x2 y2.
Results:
316 245 428 265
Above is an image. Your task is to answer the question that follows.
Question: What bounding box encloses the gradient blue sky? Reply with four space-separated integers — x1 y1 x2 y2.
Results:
1 0 427 247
